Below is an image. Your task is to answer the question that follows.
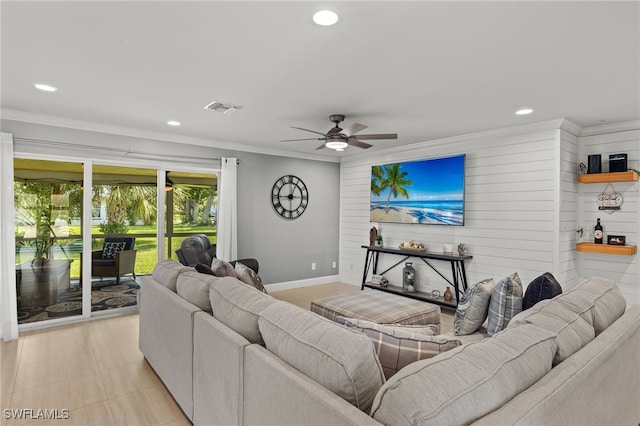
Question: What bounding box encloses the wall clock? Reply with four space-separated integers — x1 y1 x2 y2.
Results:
271 175 309 219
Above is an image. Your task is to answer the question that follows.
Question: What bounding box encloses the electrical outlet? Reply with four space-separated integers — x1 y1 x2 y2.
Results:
332 261 336 268
311 262 316 270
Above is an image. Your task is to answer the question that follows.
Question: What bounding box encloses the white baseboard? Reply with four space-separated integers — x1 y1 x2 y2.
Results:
265 275 359 292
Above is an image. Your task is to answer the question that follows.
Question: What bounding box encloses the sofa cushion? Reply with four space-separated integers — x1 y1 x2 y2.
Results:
194 263 215 276
210 258 237 278
487 272 523 335
235 262 268 294
508 298 595 365
559 276 627 334
176 269 220 312
370 323 557 426
209 277 276 345
152 259 190 291
259 301 385 413
102 241 127 259
523 272 563 310
454 278 495 335
337 317 460 379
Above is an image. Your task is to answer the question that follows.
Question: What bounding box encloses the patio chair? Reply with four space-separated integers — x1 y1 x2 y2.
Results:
82 237 137 285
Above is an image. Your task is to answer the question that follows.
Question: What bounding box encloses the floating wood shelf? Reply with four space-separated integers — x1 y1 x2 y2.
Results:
577 171 638 184
576 242 637 256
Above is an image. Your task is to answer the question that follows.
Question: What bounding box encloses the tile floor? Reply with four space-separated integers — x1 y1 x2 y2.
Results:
1 314 190 426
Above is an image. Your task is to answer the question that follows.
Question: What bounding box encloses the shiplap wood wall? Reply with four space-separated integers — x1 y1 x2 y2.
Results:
578 125 640 305
340 119 640 305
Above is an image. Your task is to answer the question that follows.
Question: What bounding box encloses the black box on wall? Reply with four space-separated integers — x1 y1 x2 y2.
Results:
587 155 601 174
609 154 628 172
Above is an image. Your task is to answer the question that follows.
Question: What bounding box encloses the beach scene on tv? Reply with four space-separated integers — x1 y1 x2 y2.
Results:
370 155 465 225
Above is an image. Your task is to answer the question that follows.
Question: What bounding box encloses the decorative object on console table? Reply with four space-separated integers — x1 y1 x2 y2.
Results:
402 262 415 292
443 244 453 255
369 227 378 246
594 218 603 244
375 234 383 246
457 243 466 256
443 287 453 302
607 235 626 246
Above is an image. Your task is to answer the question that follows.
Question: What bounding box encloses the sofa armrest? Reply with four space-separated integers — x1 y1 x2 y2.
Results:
138 277 200 421
473 305 640 426
243 345 381 425
193 312 250 426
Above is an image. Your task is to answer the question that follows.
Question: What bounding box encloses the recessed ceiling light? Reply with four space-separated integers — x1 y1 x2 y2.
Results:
34 83 58 92
515 108 534 115
167 120 181 127
313 10 339 26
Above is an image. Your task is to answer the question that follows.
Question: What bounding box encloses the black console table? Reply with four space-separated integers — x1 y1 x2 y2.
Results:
361 245 472 309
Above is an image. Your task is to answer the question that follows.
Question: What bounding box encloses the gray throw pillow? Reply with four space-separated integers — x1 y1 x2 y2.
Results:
487 272 523 336
210 258 237 278
454 278 495 335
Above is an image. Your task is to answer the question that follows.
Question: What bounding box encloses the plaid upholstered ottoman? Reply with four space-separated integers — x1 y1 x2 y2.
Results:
310 289 440 327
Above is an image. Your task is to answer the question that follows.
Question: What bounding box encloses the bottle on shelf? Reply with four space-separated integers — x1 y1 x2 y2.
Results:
594 218 603 244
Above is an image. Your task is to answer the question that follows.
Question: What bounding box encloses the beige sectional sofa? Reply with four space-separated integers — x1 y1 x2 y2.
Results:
139 260 640 425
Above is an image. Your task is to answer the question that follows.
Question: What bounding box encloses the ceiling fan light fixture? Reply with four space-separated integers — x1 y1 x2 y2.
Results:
313 10 338 26
325 140 348 150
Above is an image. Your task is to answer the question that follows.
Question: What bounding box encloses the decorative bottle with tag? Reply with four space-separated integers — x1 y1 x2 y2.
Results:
402 262 415 292
594 218 603 244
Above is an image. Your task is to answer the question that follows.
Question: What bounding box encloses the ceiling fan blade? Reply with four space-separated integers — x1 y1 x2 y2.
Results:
353 133 398 141
280 137 325 142
348 139 373 149
315 143 327 150
291 126 328 137
346 122 368 135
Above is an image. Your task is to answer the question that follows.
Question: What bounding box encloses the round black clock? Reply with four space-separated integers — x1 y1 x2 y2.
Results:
271 175 309 219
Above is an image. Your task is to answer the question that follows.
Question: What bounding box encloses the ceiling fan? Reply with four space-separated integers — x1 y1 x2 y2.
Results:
280 114 398 151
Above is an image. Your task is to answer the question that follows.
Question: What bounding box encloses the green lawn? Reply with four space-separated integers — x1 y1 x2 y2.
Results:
16 224 216 278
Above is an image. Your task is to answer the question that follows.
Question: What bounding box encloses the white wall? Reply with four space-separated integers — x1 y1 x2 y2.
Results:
577 123 640 305
339 119 581 298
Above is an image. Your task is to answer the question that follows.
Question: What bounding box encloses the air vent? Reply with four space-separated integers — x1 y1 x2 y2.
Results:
203 100 242 114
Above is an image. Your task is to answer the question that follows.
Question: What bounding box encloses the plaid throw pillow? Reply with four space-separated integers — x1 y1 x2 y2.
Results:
102 241 126 259
337 317 460 379
487 272 523 335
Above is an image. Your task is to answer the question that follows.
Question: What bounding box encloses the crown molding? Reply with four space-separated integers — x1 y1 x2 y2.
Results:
579 120 640 137
341 118 579 163
0 109 340 163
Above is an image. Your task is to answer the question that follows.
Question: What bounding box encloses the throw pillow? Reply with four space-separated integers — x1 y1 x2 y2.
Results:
487 272 523 336
194 263 215 275
210 258 237 278
523 272 562 310
102 241 126 259
337 317 460 379
235 262 268 294
453 278 495 335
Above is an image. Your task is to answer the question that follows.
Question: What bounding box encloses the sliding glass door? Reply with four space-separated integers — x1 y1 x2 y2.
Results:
14 158 83 324
166 170 218 261
90 164 158 313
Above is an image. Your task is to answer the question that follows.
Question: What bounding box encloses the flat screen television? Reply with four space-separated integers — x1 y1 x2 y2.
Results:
370 154 465 225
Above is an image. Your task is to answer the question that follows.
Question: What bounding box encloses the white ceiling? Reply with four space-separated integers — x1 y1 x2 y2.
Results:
2 1 639 160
